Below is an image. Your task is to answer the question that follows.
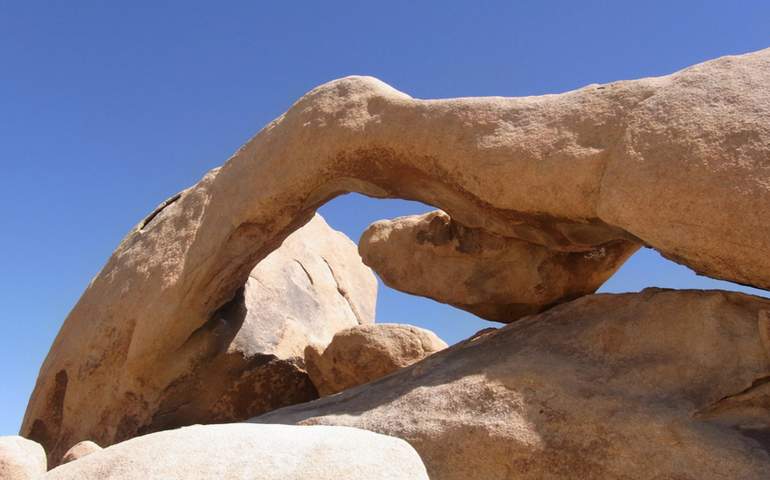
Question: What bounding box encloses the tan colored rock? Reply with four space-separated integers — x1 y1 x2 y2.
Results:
23 214 376 465
0 436 46 479
306 323 447 396
24 48 770 466
60 440 101 464
360 210 638 322
44 424 429 480
256 289 770 480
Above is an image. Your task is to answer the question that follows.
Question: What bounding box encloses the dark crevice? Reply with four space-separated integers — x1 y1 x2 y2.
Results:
320 256 363 324
139 192 182 231
176 286 247 356
711 375 770 405
293 259 314 285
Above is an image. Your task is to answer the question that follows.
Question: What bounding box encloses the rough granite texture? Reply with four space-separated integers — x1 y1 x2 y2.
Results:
24 214 376 464
44 424 429 480
60 440 101 464
256 289 770 480
0 436 46 480
360 210 638 322
23 48 770 468
306 323 447 396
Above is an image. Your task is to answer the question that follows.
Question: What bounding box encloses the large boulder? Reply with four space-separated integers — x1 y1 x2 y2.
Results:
0 436 46 480
255 289 770 480
360 210 638 322
24 46 770 466
23 214 376 465
305 323 447 396
44 424 429 480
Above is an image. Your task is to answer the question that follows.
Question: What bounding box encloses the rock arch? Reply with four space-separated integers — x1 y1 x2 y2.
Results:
23 47 770 462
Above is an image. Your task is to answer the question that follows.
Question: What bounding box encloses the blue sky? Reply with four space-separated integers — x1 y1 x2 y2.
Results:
1 1 769 435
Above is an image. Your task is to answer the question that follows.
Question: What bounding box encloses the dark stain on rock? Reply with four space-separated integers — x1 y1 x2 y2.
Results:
26 369 68 465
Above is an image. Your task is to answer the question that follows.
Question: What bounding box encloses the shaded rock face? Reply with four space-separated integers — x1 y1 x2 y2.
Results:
0 436 46 480
305 324 447 396
23 47 770 469
23 214 377 465
255 290 770 480
360 210 638 322
44 424 429 480
60 440 101 464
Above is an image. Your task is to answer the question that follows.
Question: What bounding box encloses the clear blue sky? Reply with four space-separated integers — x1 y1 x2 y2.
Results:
2 1 769 436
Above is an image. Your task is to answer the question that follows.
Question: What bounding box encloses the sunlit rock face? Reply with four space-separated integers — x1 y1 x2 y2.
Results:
22 47 770 472
22 214 376 465
305 323 447 396
44 424 430 480
359 210 638 322
255 289 770 480
0 436 46 480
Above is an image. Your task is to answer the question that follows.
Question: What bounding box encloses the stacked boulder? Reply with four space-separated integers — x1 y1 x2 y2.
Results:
21 213 381 464
305 323 447 396
12 47 770 478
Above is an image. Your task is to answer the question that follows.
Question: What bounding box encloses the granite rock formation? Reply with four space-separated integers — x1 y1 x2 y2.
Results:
23 214 376 464
256 289 770 480
306 323 447 396
44 424 429 480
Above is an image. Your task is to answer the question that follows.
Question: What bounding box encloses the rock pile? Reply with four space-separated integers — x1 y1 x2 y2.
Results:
22 213 378 464
9 48 770 478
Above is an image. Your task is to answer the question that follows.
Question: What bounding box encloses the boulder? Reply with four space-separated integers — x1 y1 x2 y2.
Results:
44 424 429 480
60 440 101 464
360 210 638 322
255 289 770 480
25 47 770 466
23 214 376 465
0 436 46 480
306 323 447 396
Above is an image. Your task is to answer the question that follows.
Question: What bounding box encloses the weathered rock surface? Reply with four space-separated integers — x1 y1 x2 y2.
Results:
256 289 770 480
0 436 46 480
60 440 101 464
45 424 429 480
306 323 447 396
24 48 770 467
23 214 376 465
360 210 638 322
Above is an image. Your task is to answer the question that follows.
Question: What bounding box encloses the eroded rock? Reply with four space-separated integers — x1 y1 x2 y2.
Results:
305 323 447 396
360 210 638 322
255 289 770 480
24 48 770 467
23 214 376 465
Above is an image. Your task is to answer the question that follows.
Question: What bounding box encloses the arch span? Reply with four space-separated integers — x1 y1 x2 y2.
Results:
23 47 770 462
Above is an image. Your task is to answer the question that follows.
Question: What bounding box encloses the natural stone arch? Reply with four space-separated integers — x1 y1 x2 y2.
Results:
23 48 770 462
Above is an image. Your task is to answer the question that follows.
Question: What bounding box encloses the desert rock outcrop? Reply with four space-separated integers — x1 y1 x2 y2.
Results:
44 424 429 480
256 289 770 480
0 436 46 480
23 214 376 464
360 210 638 322
306 323 447 396
24 48 770 469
